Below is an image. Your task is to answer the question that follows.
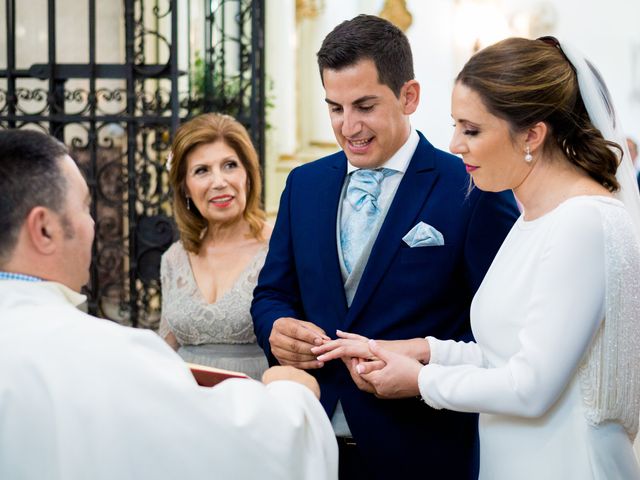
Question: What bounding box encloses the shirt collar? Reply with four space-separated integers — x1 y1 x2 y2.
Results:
346 127 419 174
0 271 43 282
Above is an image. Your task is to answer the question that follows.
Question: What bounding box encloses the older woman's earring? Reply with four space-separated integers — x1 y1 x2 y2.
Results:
524 145 533 163
186 196 191 210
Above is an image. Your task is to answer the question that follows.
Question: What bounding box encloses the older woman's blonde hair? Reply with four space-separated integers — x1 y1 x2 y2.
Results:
168 113 266 253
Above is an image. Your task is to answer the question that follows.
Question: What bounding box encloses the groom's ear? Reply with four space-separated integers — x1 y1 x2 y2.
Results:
525 122 548 153
400 80 420 115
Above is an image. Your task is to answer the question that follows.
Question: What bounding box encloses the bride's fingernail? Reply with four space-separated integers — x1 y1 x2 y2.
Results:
356 364 364 374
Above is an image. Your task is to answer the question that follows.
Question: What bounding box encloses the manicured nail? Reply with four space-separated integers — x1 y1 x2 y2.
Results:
356 364 364 374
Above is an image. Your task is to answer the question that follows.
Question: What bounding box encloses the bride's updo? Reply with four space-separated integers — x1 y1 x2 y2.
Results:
456 37 620 192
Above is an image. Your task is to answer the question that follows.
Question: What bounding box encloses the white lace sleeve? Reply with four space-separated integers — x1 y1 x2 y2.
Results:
578 206 640 439
560 40 640 440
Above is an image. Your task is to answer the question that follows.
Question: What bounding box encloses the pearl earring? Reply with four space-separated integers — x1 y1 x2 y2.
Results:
524 145 533 163
186 196 191 210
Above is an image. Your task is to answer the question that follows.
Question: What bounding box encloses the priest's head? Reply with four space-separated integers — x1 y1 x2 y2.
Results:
0 130 95 292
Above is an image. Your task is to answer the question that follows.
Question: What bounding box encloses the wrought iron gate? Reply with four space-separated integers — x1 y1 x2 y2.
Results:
0 0 266 328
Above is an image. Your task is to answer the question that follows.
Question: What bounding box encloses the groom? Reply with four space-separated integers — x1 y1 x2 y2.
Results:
252 14 518 479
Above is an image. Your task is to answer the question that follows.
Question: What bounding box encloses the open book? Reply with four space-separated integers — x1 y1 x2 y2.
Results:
187 362 250 387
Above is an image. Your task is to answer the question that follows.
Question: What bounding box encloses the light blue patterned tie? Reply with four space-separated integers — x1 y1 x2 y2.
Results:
341 168 393 274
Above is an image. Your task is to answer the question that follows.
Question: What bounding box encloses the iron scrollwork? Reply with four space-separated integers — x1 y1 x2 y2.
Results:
0 0 265 329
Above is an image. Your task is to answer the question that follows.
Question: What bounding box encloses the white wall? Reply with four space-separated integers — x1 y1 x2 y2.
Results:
406 0 458 151
550 0 640 144
266 0 640 156
410 0 640 150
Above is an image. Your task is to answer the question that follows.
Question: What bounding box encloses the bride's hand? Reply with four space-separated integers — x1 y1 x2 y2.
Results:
311 330 375 362
312 331 431 365
359 340 424 399
341 357 382 394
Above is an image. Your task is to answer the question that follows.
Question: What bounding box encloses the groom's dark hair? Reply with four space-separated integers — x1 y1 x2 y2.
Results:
316 14 414 98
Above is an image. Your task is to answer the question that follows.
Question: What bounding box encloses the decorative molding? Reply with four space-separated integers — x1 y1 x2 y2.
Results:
296 0 324 22
453 1 558 56
379 0 413 32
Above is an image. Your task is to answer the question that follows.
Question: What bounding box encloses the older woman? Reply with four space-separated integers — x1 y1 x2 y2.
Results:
159 113 270 379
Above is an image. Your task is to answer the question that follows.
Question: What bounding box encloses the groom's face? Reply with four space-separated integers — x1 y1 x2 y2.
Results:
322 58 417 169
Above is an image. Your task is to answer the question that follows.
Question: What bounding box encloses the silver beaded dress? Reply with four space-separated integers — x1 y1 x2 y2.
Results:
159 241 269 380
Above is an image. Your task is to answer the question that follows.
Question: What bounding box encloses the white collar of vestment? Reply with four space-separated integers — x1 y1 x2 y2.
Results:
0 280 87 308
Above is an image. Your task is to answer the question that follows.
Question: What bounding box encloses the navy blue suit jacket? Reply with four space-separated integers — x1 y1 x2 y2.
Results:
252 133 519 479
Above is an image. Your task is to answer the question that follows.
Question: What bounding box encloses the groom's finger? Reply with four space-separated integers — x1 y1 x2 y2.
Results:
300 321 330 341
271 344 325 369
272 317 325 347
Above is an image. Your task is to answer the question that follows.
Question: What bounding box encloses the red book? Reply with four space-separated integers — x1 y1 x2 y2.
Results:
187 362 250 387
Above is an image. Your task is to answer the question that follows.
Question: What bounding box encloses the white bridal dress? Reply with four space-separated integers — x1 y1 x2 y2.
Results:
420 196 640 479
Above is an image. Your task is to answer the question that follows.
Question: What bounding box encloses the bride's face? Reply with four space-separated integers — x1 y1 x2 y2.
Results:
449 82 529 192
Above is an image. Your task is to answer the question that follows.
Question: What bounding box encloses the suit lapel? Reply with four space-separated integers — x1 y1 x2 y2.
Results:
345 136 439 326
316 154 349 321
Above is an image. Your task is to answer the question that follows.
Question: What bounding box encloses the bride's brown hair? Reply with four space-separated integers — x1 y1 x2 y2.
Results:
457 37 620 192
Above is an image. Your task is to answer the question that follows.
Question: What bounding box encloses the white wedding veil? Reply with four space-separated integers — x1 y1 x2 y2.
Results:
558 39 640 237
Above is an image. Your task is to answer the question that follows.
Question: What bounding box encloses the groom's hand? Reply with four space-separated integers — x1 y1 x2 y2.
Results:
270 317 330 370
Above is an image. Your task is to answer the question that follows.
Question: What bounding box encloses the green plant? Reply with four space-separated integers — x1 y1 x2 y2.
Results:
189 51 274 130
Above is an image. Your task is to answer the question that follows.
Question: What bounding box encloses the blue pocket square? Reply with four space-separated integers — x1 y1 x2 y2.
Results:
402 222 444 247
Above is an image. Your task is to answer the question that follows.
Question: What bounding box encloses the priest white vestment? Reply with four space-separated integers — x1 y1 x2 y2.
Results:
0 280 337 480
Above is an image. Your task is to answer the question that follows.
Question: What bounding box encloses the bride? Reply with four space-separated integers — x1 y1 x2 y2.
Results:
312 37 640 479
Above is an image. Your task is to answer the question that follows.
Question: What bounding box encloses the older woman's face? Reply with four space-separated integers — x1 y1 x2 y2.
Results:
449 82 530 192
184 140 248 226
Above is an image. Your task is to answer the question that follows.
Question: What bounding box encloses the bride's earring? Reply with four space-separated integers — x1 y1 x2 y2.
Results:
524 145 533 163
186 196 191 210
